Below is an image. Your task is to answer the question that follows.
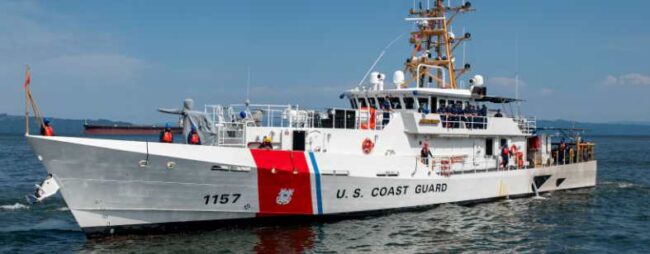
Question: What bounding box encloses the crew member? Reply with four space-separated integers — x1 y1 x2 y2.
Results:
558 139 566 164
40 118 54 136
494 110 503 117
479 105 488 129
159 124 173 143
188 126 201 145
420 141 433 166
479 105 488 116
501 144 510 169
260 136 273 149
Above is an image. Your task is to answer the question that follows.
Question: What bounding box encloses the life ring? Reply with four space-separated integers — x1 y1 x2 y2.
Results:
359 107 376 130
362 138 374 154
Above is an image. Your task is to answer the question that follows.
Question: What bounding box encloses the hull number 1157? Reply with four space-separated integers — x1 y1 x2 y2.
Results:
203 193 241 205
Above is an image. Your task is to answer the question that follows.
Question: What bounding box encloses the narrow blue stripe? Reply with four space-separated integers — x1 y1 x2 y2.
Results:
308 152 323 215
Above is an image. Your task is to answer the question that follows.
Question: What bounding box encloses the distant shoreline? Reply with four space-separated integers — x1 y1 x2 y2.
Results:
1 113 648 136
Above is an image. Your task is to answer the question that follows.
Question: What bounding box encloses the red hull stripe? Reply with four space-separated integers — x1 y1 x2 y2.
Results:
251 150 313 216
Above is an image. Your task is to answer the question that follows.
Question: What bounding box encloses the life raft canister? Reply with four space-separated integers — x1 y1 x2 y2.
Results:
362 138 374 154
359 107 376 130
509 144 518 155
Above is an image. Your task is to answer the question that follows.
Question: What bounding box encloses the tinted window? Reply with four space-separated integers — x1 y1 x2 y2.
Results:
404 97 415 109
368 98 377 109
418 98 429 112
378 97 388 110
389 97 402 109
349 99 357 109
431 97 437 112
359 98 368 108
486 138 494 156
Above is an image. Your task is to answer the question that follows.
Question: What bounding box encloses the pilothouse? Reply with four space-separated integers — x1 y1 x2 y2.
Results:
24 1 597 237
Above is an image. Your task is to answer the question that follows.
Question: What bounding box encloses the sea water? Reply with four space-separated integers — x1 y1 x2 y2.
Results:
0 134 649 253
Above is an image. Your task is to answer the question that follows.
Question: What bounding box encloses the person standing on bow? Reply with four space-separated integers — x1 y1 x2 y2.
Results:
159 124 173 143
188 126 201 145
40 118 54 136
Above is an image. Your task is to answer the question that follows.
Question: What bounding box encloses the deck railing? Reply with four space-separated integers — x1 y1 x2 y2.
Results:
439 114 488 130
516 116 536 134
204 104 392 131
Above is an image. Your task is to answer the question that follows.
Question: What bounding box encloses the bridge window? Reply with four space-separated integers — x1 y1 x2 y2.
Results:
377 97 389 110
431 96 437 112
389 97 402 109
418 97 429 112
359 98 368 108
404 97 415 109
349 99 358 109
368 97 377 109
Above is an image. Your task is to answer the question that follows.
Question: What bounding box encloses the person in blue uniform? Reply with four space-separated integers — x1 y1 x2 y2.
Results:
494 110 503 117
479 105 488 129
558 138 566 164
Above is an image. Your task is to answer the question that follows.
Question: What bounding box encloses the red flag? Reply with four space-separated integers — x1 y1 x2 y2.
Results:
23 66 31 89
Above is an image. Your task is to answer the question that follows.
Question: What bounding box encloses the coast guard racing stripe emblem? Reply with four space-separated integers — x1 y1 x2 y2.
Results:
251 150 313 216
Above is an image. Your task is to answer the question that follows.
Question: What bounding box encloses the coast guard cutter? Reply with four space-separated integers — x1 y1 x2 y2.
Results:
26 1 597 237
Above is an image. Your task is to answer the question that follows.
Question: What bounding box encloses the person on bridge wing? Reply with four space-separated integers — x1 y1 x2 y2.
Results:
40 118 54 136
188 126 201 145
420 141 433 166
159 123 173 143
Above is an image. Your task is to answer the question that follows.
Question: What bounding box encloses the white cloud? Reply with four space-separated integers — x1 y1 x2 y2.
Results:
603 73 650 86
488 76 527 87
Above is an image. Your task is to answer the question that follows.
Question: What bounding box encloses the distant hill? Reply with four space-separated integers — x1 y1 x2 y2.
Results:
537 120 650 136
0 113 132 135
0 113 648 136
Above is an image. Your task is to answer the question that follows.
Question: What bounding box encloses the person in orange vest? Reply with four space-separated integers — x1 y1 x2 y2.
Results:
159 124 173 143
501 144 510 169
188 126 201 145
40 118 54 136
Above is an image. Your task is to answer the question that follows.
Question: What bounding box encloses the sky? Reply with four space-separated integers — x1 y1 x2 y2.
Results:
1 0 649 124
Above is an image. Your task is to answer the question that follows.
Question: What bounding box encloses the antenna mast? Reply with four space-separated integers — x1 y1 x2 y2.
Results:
405 0 473 89
515 34 521 117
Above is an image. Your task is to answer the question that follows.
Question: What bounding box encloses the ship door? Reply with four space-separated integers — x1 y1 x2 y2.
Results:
292 130 306 151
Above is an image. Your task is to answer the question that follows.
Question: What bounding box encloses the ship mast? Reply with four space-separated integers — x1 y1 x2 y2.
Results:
405 0 473 89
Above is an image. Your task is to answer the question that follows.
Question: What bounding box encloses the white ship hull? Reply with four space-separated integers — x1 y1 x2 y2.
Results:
27 135 596 237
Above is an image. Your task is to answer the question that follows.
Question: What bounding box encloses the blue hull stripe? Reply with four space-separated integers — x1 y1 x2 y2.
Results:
308 152 323 215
